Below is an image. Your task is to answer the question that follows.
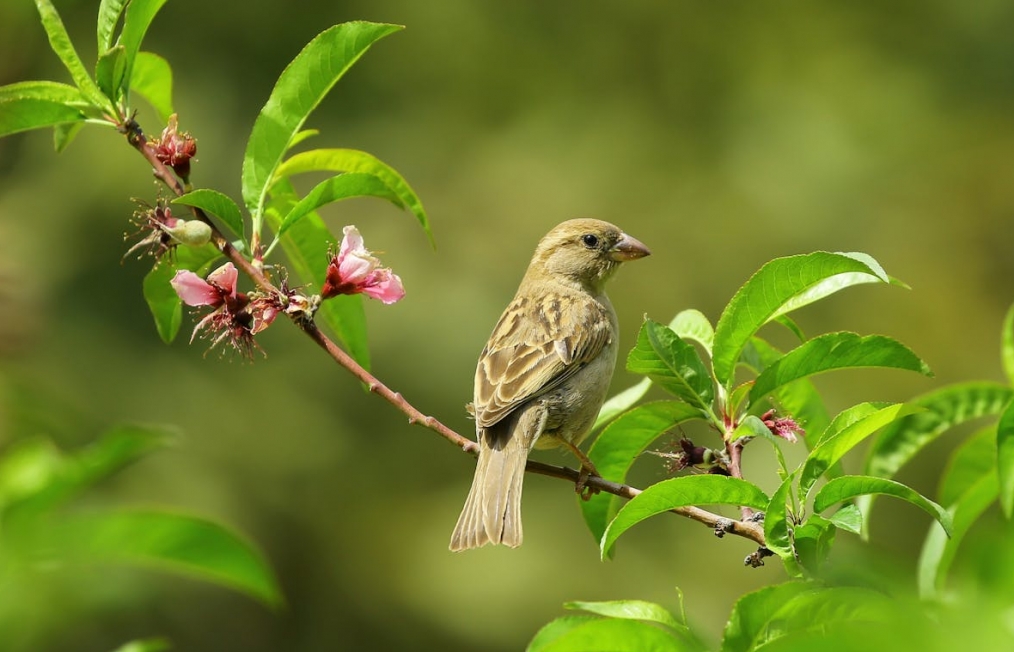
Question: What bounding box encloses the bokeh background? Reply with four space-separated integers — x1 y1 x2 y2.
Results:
2 0 1013 650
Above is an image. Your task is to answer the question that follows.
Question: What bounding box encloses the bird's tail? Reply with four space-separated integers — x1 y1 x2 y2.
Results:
449 426 529 551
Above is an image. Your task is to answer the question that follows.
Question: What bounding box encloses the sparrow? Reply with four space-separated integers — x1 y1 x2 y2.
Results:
449 218 650 551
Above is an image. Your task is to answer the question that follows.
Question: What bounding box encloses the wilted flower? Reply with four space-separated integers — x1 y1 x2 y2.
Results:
123 198 211 262
761 409 805 443
150 114 197 179
170 262 282 358
320 226 404 304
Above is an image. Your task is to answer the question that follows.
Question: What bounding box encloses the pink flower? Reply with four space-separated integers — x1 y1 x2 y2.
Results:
761 409 805 443
150 114 197 179
170 262 281 358
320 226 405 304
123 199 209 262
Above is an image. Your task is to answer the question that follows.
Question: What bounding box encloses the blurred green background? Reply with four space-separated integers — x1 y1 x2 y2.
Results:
1 0 1013 650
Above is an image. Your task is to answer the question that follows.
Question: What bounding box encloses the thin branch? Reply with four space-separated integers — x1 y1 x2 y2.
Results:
121 119 767 551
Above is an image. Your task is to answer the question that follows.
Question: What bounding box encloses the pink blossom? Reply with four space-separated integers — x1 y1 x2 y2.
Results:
320 226 405 304
761 409 805 443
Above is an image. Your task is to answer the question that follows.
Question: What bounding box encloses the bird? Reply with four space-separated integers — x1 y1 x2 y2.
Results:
449 218 650 551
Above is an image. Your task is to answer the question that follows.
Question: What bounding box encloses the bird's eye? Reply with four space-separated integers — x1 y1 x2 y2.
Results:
581 234 599 249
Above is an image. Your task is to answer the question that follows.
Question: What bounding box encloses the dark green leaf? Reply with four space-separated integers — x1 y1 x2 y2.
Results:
95 45 127 103
792 516 836 575
859 382 1012 535
276 173 399 237
581 402 704 550
565 600 688 634
712 252 892 386
530 617 688 652
997 400 1014 518
63 509 282 607
32 0 108 107
274 148 432 244
800 403 916 498
764 473 796 559
142 244 221 344
528 616 601 652
750 332 932 405
174 189 246 241
241 22 403 219
266 179 370 368
96 0 129 53
601 476 769 558
627 319 714 413
721 582 812 652
813 475 952 536
917 473 998 599
118 0 169 97
130 51 174 122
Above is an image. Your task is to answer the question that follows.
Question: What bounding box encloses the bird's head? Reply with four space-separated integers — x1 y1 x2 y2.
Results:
527 218 651 290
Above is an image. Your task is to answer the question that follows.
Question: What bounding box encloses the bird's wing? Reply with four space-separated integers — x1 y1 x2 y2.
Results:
474 292 612 428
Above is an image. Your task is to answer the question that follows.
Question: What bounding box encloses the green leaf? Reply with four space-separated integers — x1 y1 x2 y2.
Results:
592 377 653 432
529 618 689 652
754 586 894 645
565 599 688 634
142 244 221 344
95 45 128 103
792 515 837 575
601 476 769 558
528 616 601 652
732 415 789 473
266 178 370 367
118 0 169 98
174 189 246 241
241 22 403 220
64 509 282 608
939 426 996 507
109 639 171 652
747 337 831 448
668 309 714 354
0 98 87 138
96 0 129 53
750 332 932 404
764 473 796 559
712 252 892 386
917 472 998 599
997 400 1014 518
1 425 172 518
828 504 862 534
721 582 812 652
1003 303 1014 387
276 173 400 237
627 319 714 413
813 475 953 536
799 403 917 498
859 382 1012 535
274 148 432 244
582 402 704 550
130 51 174 122
53 118 84 152
32 0 108 108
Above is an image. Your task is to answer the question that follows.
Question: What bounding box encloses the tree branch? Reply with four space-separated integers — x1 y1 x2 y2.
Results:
121 118 767 552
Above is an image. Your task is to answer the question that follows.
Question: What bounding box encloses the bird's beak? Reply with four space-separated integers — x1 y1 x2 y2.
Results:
609 233 651 261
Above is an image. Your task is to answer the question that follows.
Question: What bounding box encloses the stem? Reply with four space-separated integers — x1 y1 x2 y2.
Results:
122 119 766 551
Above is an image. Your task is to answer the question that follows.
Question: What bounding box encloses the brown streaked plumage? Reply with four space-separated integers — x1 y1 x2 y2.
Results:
449 219 650 551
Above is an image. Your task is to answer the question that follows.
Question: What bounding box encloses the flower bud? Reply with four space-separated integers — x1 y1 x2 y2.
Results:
164 219 212 247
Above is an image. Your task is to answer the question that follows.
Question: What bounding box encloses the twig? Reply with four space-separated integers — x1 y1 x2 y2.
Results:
121 119 767 551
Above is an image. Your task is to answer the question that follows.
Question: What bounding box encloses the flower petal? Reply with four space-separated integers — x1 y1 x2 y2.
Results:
362 270 405 304
206 263 239 299
171 270 222 306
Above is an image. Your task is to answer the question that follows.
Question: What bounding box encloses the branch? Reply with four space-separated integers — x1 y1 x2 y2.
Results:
121 119 767 552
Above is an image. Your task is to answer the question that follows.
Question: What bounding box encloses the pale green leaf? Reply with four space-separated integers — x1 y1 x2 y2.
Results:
721 582 812 652
530 617 689 652
996 399 1014 518
528 616 601 652
32 0 108 107
276 173 399 237
939 426 996 507
118 0 169 97
130 51 174 122
95 45 127 103
592 377 653 432
764 473 796 559
668 309 714 354
565 599 688 634
96 0 129 53
626 319 714 413
1003 303 1014 387
109 638 170 652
